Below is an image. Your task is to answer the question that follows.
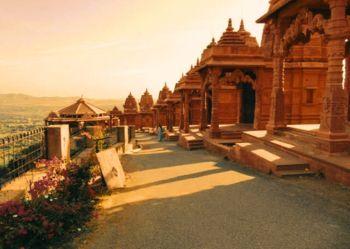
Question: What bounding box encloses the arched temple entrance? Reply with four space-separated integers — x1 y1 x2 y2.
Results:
239 83 256 124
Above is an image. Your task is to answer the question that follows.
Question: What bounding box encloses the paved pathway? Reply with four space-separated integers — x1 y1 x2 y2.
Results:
78 134 350 249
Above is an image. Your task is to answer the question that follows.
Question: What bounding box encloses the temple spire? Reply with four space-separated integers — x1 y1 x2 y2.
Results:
226 18 233 32
239 19 245 32
196 58 200 65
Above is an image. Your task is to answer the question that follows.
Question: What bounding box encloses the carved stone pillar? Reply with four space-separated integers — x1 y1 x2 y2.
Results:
345 49 350 122
167 103 174 132
179 96 184 130
200 88 207 131
266 25 286 133
318 0 349 153
237 89 242 123
156 109 161 126
210 68 221 138
183 92 190 133
152 110 156 128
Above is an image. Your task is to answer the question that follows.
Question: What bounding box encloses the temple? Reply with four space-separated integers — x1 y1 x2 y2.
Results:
112 89 155 130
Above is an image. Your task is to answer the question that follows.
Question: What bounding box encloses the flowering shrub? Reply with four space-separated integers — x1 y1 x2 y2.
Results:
0 159 97 249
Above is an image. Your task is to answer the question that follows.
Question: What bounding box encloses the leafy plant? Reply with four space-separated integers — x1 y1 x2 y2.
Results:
0 159 98 249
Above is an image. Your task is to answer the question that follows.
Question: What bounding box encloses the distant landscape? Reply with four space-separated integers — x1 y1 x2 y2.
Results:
0 94 124 138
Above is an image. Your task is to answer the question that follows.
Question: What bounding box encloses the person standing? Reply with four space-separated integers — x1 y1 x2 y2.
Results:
157 124 164 142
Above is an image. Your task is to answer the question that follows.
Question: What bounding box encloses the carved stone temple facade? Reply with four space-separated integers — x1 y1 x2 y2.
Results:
194 18 327 138
257 0 350 154
111 90 154 130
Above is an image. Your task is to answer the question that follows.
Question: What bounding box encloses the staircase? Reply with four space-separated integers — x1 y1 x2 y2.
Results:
186 138 204 150
178 133 204 150
231 129 316 177
166 132 180 141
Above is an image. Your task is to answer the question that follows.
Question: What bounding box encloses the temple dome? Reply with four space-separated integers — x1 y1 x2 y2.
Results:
217 19 258 47
139 89 154 112
123 93 138 113
109 106 122 115
157 83 172 105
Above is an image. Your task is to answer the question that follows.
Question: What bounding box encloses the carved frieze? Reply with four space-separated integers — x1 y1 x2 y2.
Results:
282 9 327 51
220 69 256 89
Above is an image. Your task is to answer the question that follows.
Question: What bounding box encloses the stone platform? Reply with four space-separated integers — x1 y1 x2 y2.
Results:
228 124 350 185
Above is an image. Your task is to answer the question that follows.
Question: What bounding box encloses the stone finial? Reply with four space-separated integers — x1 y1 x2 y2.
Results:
239 19 246 32
196 58 200 65
190 64 193 70
226 18 234 32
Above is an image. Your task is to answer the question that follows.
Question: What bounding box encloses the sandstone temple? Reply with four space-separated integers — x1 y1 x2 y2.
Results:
45 0 350 187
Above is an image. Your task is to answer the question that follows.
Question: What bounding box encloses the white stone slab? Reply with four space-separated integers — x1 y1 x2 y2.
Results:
96 148 125 190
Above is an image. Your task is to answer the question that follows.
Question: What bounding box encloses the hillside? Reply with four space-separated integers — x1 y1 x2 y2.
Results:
0 93 124 112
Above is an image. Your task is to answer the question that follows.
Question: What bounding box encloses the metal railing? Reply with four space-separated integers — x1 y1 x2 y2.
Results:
0 128 46 187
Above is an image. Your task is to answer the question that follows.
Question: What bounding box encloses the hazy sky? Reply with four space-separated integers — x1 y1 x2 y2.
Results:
0 0 269 99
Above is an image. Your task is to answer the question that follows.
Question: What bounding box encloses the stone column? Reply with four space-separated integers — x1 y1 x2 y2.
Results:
318 0 349 153
345 51 350 122
167 103 174 132
199 88 207 131
210 68 221 138
183 92 190 133
266 25 286 133
156 109 160 126
236 89 242 123
179 96 184 130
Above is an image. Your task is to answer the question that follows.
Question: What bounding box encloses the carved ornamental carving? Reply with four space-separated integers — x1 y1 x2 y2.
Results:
282 9 327 51
220 69 256 89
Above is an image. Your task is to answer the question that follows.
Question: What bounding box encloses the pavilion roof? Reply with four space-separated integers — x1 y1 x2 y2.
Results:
256 0 293 23
197 19 264 70
58 98 107 116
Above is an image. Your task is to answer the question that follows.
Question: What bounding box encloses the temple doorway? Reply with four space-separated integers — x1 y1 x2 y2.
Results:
240 83 255 124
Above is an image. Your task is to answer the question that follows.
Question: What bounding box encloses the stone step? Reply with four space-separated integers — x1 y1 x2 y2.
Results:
275 169 316 177
235 142 312 177
189 145 204 150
